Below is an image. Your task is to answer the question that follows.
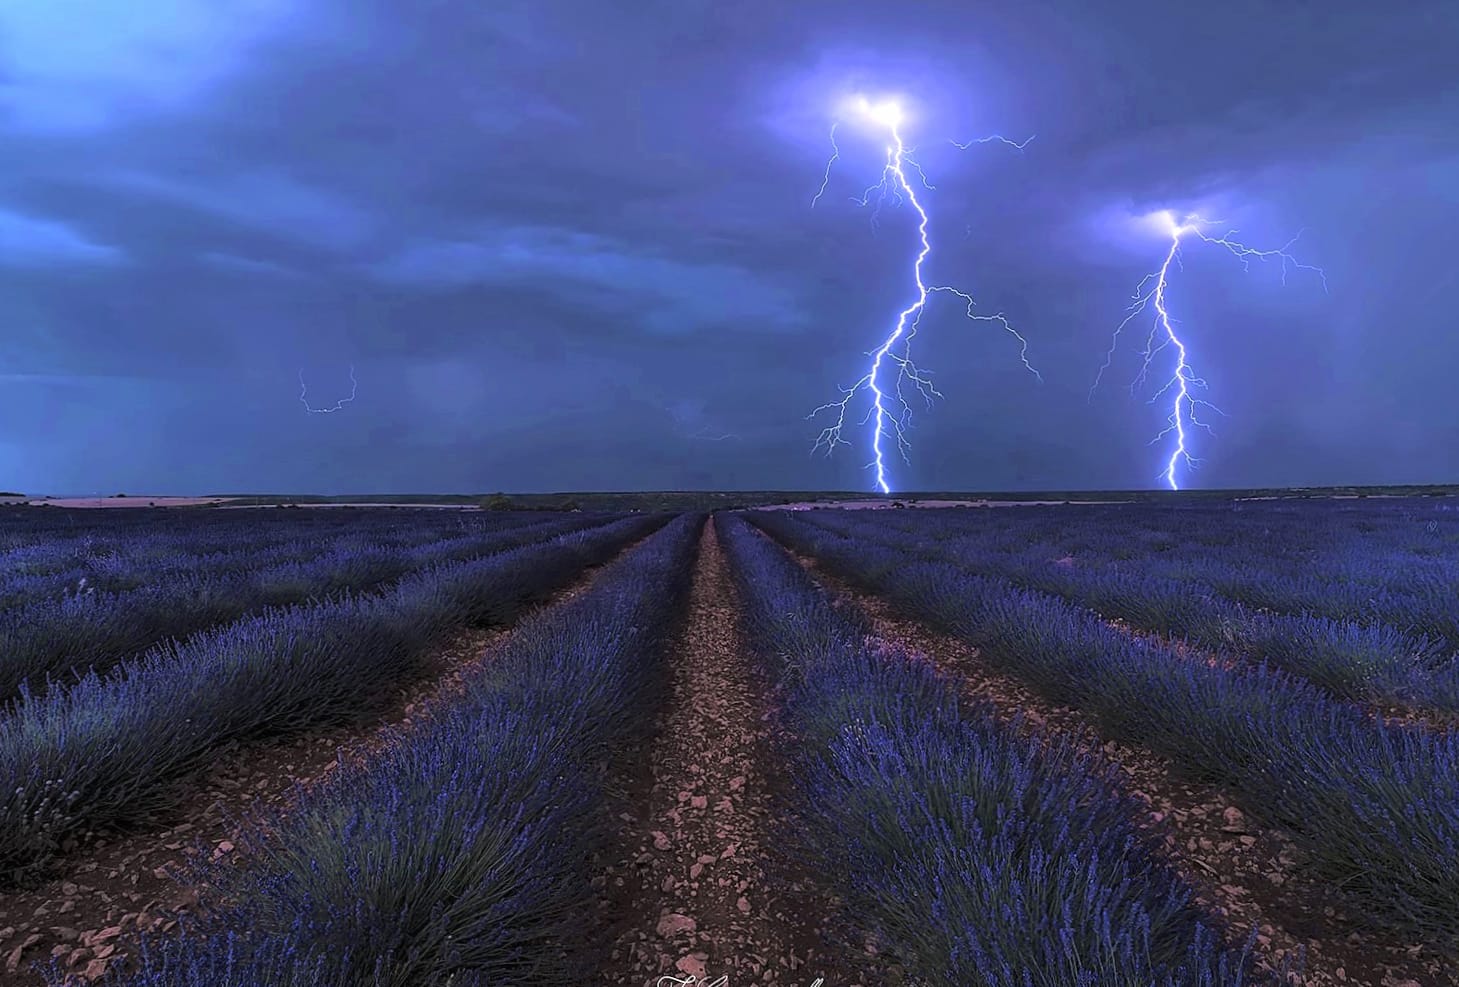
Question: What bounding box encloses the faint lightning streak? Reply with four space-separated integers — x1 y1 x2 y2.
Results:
688 425 741 442
810 122 840 208
1092 213 1327 490
666 402 740 443
299 364 357 414
808 100 1037 494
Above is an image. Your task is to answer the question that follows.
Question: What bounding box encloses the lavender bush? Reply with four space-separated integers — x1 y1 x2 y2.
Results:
0 513 667 882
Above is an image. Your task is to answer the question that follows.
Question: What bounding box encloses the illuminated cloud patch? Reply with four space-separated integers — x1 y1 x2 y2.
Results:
0 0 301 132
98 169 375 252
197 251 303 278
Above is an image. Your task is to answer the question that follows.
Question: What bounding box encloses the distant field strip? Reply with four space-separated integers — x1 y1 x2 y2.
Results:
95 515 702 986
0 513 617 703
749 509 1459 947
0 513 667 882
0 511 549 611
719 513 1251 985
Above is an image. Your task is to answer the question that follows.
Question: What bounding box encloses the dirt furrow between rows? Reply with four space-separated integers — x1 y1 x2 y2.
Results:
597 518 872 986
0 534 645 987
788 550 1449 987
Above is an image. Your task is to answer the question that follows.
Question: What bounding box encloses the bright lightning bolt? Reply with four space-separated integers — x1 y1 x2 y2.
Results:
299 364 358 414
807 96 1039 494
1093 211 1327 490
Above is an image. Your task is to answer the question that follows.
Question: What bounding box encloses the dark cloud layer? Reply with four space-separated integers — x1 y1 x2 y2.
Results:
2 0 1456 493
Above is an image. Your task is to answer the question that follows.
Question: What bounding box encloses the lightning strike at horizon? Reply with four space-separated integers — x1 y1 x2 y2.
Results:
808 96 1039 494
299 364 358 414
1093 212 1327 490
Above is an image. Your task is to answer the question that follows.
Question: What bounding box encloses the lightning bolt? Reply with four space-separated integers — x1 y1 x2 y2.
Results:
299 364 358 414
687 425 741 442
1093 212 1327 490
807 97 1040 495
666 401 740 442
810 122 840 209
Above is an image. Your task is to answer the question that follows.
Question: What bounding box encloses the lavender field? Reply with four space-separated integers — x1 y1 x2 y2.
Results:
0 499 1455 986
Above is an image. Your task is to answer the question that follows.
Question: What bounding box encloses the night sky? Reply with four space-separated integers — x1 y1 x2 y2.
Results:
2 1 1456 494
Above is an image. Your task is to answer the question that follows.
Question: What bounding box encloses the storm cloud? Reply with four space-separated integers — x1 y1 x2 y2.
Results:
2 0 1456 493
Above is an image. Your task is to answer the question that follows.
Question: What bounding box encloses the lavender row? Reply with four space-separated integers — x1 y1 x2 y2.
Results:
751 510 1459 946
0 506 254 551
789 509 1459 715
718 514 1253 986
849 500 1459 607
0 510 546 610
984 553 1459 715
908 498 1459 573
0 513 607 693
0 513 615 704
858 501 1459 649
75 515 703 987
0 513 668 883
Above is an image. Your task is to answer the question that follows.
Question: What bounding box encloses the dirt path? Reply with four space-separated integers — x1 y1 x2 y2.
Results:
0 541 632 987
787 550 1449 987
597 518 873 986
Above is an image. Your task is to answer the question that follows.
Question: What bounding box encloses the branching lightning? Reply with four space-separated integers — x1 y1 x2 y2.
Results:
1093 212 1327 490
807 96 1039 494
299 364 358 414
